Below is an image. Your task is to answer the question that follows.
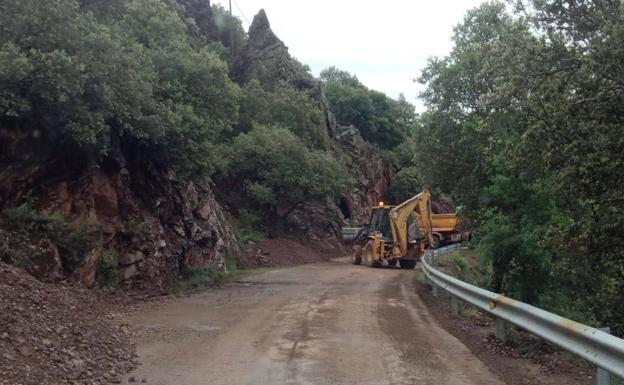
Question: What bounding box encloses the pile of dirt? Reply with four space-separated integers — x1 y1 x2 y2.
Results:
0 263 137 385
240 238 343 268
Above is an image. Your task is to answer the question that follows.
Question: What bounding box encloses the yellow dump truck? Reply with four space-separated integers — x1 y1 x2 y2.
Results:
427 213 470 249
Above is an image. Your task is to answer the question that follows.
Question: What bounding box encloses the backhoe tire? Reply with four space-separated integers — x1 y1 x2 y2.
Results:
363 241 382 268
399 260 417 269
387 259 398 267
351 245 362 265
430 234 441 249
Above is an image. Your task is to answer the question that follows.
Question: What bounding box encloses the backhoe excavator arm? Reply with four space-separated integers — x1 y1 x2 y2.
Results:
389 190 434 256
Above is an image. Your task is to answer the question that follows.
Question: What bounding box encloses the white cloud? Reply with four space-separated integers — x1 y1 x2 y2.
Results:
215 0 486 111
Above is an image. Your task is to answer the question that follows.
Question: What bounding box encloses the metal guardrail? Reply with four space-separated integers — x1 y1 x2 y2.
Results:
341 227 363 241
421 245 624 380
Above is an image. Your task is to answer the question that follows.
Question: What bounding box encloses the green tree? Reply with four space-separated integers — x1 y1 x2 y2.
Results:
237 80 329 148
320 66 413 149
0 0 240 177
385 167 423 205
218 126 350 223
417 0 624 333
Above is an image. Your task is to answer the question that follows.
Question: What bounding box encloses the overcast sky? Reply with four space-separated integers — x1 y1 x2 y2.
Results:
214 0 486 111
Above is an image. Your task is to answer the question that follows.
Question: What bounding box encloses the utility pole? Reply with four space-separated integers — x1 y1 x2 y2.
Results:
229 0 234 61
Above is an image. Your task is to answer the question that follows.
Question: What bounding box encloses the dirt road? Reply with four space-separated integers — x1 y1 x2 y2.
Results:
124 259 505 385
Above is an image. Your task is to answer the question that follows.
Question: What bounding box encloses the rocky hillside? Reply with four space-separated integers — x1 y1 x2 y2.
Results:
0 0 396 291
231 9 396 240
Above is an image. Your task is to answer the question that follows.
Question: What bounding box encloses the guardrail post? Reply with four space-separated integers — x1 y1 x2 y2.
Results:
597 327 612 385
451 294 460 315
495 318 506 342
432 283 439 298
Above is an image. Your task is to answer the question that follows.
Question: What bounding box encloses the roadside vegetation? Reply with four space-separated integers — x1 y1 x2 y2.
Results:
177 255 246 293
413 1 624 335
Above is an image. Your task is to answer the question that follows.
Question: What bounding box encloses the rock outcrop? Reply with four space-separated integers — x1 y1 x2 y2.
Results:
336 128 397 223
236 9 314 90
0 154 238 289
177 0 219 41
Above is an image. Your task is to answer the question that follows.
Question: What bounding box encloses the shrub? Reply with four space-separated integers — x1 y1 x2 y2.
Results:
178 267 227 292
96 251 119 288
236 228 265 245
452 252 469 275
1 204 97 272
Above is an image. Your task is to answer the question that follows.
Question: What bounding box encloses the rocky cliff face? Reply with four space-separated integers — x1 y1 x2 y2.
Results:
238 10 396 237
0 146 238 289
336 128 397 223
0 7 395 289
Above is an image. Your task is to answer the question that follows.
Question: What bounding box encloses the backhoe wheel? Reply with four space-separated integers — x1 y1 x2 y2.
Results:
387 259 398 267
399 260 417 269
430 234 441 249
351 245 362 265
363 241 381 268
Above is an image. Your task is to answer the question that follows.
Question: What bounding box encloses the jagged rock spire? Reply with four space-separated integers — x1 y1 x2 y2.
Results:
249 9 271 35
247 9 281 49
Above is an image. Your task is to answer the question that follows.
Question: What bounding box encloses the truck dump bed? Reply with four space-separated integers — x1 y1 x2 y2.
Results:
430 214 458 232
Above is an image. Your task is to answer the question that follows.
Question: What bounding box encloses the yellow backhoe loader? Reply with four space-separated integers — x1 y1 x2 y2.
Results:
351 190 434 269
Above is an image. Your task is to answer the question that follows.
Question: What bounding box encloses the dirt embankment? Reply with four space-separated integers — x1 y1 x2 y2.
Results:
415 279 594 385
0 263 137 385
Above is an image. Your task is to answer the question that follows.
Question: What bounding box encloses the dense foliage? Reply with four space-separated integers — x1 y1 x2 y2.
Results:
219 126 349 222
415 1 624 333
385 167 423 205
0 0 240 176
0 0 350 231
320 67 415 149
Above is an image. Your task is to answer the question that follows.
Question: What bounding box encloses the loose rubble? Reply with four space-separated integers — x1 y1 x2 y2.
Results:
240 238 343 268
0 263 137 385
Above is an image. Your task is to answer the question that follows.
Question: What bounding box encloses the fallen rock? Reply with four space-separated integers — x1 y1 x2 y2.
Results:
119 264 139 281
0 263 137 385
118 251 144 267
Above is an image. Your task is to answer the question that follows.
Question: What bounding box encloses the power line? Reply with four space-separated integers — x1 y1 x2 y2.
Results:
232 0 251 26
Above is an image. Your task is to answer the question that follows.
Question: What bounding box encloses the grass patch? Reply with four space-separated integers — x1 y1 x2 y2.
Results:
178 267 228 292
177 255 249 293
236 227 265 245
433 249 482 285
451 252 469 274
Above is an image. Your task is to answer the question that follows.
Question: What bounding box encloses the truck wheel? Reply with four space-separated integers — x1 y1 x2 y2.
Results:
399 260 416 269
430 234 441 249
351 245 362 265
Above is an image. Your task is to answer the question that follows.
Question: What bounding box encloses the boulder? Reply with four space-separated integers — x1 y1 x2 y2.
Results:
118 251 144 267
31 239 64 283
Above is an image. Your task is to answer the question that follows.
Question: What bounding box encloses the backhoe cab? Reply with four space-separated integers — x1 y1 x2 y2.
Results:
351 190 434 269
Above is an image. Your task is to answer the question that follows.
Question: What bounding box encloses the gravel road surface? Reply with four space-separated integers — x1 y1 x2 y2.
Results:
124 259 505 385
